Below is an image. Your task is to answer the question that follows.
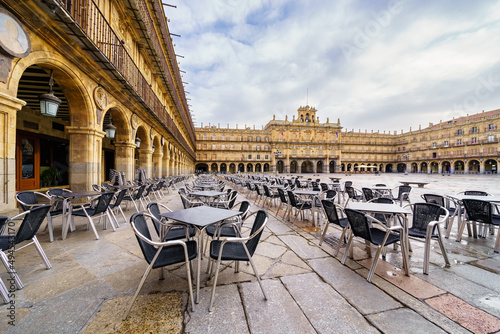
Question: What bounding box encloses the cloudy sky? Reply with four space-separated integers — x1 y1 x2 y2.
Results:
165 0 500 133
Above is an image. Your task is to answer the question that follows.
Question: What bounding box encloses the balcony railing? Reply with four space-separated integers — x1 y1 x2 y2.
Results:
56 0 195 157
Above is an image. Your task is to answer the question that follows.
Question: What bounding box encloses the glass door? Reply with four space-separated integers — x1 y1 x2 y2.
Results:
16 133 40 191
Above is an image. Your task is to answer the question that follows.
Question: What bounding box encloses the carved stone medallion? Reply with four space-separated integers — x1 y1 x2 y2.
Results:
131 113 138 130
94 86 107 110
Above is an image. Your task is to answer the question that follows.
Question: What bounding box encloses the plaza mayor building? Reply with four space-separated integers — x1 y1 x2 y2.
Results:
0 0 499 217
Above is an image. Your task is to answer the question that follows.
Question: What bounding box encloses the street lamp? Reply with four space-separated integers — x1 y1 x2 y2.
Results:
403 153 410 175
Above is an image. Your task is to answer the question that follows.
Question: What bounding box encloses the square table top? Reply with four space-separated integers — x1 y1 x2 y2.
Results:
189 191 227 197
348 202 411 215
161 206 241 227
445 194 500 202
59 191 102 198
294 190 321 196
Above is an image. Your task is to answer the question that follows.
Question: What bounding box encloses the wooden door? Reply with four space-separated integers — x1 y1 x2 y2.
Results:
16 133 40 191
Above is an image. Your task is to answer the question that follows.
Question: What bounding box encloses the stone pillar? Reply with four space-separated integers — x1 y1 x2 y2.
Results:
438 163 442 174
323 157 328 173
153 150 163 178
480 160 485 174
285 154 290 173
162 148 169 177
114 142 136 182
137 148 153 178
66 126 105 191
0 93 25 214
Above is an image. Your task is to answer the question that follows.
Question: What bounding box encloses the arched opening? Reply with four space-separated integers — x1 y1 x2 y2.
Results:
442 161 451 173
263 163 270 172
301 160 313 173
397 163 406 173
411 162 418 173
246 163 253 172
277 160 284 173
420 162 428 173
347 163 352 171
430 162 439 173
353 163 359 172
454 160 464 173
484 159 497 173
290 161 298 173
229 163 236 173
468 160 480 173
316 161 323 173
220 163 227 173
329 160 335 173
255 163 262 172
238 163 244 172
195 163 208 172
385 164 393 173
341 163 345 172
210 163 218 172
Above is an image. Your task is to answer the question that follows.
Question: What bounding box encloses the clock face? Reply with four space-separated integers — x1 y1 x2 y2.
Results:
0 9 30 58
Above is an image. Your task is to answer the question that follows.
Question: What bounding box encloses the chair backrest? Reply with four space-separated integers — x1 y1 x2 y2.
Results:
144 183 155 196
321 200 342 227
93 192 115 214
236 201 251 221
369 197 394 204
245 210 268 256
344 181 353 191
112 188 128 207
15 204 52 245
464 190 489 196
254 186 262 196
46 188 72 211
287 190 298 207
180 193 192 209
410 203 443 234
228 191 238 209
263 185 272 198
130 213 159 265
344 208 372 243
147 202 173 235
178 188 187 195
345 186 356 199
134 185 146 200
277 188 288 204
15 191 39 211
312 182 320 192
101 182 112 191
375 184 386 187
325 189 337 200
462 199 491 224
422 194 445 206
397 185 412 200
92 184 101 192
362 188 374 202
320 183 328 191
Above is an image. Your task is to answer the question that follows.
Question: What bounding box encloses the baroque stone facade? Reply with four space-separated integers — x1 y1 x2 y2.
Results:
195 106 500 175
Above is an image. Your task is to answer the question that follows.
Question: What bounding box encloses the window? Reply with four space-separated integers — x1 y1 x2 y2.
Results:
265 137 269 142
471 137 477 144
432 152 437 158
231 135 235 140
247 154 252 159
489 124 495 130
231 144 235 149
488 135 495 142
432 142 436 148
457 129 463 135
256 136 261 141
248 136 252 141
488 147 495 154
444 141 449 147
265 145 269 150
212 144 216 149
203 135 207 140
265 154 269 160
257 145 261 150
457 139 462 145
212 135 216 140
471 126 478 133
221 144 226 149
256 154 261 160
221 135 225 140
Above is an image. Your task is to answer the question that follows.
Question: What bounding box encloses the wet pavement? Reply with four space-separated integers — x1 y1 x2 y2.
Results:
1 173 499 333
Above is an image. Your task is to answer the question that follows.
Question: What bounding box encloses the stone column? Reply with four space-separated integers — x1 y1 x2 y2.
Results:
66 126 105 191
162 148 169 177
285 154 290 173
114 142 136 182
153 150 163 178
137 148 153 178
0 93 25 214
480 160 485 174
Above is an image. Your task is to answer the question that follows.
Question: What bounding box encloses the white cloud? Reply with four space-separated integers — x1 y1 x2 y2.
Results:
165 0 500 132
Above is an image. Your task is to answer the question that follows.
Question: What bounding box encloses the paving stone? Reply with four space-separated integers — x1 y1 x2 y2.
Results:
185 284 249 334
426 293 500 334
309 257 401 315
280 250 311 270
241 279 316 333
282 273 379 333
265 218 295 235
448 262 500 293
367 308 447 334
254 241 287 259
472 258 500 273
278 234 330 259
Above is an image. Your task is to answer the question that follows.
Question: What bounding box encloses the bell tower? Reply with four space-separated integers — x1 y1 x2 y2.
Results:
296 105 317 123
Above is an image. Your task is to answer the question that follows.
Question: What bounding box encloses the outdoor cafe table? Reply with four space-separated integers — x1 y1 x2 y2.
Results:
293 190 321 226
58 191 102 240
347 201 412 276
161 206 242 303
329 177 342 182
189 191 227 206
444 194 500 241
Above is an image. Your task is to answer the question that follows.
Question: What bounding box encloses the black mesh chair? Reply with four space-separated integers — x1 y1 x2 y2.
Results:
214 190 239 209
461 199 500 252
287 190 313 223
147 202 196 241
69 192 115 239
391 185 412 206
362 188 375 202
124 213 197 319
320 200 349 255
0 205 53 289
367 197 397 225
345 186 363 203
262 185 279 208
108 188 128 226
406 203 450 274
276 188 290 218
341 208 407 282
422 193 460 238
123 185 146 212
208 210 268 311
205 200 251 240
324 189 337 202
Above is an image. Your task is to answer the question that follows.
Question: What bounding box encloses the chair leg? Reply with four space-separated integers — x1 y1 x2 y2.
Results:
367 245 383 282
335 227 348 257
0 251 23 289
436 228 450 268
0 278 11 303
123 262 155 320
341 231 354 265
47 213 54 243
319 222 330 246
83 208 100 240
32 236 52 269
244 246 267 301
209 257 223 312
